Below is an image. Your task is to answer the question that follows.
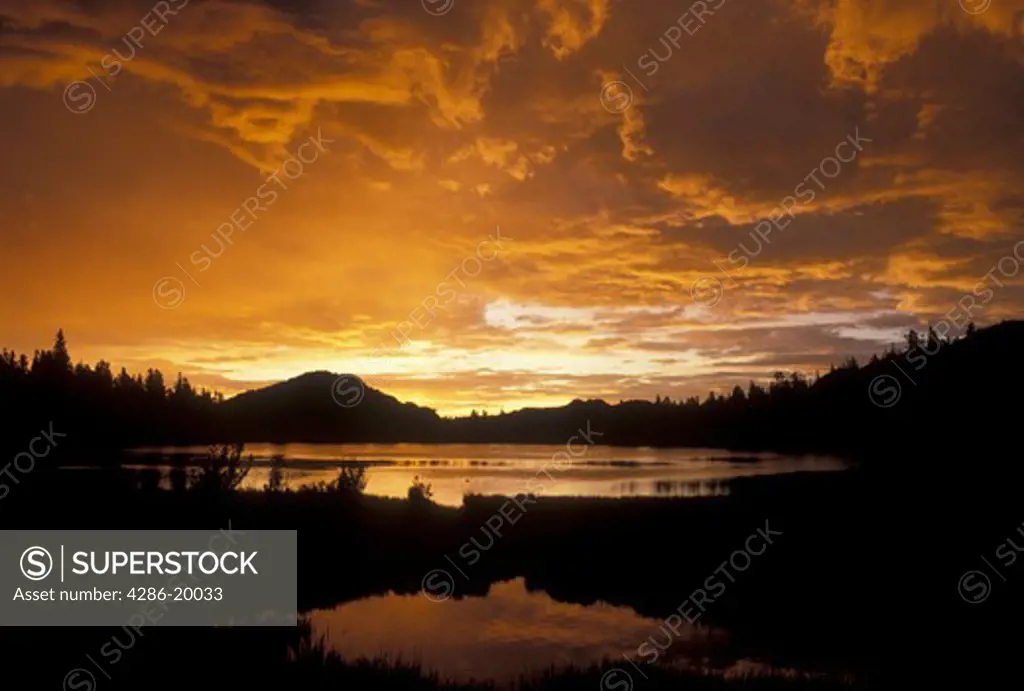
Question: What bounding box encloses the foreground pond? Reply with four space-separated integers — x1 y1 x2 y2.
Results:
308 577 800 684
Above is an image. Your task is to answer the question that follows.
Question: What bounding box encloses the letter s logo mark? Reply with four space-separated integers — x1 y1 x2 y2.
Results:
20 546 53 581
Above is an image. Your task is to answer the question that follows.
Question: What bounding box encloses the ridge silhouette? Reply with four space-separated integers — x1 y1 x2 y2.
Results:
2 320 1020 457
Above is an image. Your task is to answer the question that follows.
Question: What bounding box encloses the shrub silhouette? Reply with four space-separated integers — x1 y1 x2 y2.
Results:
304 464 368 496
333 465 368 495
408 475 434 505
190 443 252 494
264 454 287 493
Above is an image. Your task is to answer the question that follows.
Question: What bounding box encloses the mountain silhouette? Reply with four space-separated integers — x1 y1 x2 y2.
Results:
2 319 1022 457
218 371 442 443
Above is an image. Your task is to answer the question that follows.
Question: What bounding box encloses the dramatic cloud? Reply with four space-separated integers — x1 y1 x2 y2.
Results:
0 0 1021 414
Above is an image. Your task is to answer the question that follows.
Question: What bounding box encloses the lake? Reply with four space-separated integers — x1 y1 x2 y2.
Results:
308 577 809 684
125 443 846 506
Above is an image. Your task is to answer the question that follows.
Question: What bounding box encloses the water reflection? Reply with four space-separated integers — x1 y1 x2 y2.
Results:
120 443 846 506
309 578 734 683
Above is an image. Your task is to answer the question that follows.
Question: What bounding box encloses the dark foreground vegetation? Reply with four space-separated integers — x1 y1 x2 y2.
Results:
3 320 1022 455
6 621 862 691
2 453 1023 689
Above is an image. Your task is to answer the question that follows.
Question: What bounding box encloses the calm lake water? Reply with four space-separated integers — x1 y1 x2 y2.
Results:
309 577 800 684
126 443 846 506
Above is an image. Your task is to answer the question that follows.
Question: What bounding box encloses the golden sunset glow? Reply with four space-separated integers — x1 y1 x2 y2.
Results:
1 0 1023 414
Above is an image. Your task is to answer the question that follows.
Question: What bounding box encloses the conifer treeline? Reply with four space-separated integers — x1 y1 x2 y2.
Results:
1 320 1018 458
0 330 219 452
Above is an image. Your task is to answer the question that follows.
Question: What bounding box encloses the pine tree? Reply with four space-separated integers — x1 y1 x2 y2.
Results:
53 329 71 372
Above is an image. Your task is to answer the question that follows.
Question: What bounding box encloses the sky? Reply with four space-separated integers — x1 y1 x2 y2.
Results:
0 0 1022 415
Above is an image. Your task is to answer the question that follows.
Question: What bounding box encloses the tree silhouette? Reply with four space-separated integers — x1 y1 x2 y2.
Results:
1 323 1021 458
